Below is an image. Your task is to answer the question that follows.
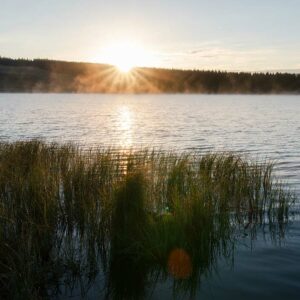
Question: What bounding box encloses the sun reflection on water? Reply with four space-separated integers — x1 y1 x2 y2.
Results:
117 105 133 148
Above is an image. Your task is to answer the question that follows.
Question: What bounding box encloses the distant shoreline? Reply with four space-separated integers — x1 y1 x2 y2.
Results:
1 92 300 95
1 57 299 94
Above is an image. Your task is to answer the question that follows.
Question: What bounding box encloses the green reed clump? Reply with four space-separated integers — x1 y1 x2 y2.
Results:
0 141 62 298
108 171 150 300
0 141 294 299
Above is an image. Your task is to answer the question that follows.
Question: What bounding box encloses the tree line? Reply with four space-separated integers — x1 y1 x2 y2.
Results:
0 57 299 93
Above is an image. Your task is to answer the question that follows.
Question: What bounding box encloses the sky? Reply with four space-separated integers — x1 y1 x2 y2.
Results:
1 0 300 72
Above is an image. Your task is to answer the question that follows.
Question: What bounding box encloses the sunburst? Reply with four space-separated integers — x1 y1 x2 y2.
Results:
98 40 155 73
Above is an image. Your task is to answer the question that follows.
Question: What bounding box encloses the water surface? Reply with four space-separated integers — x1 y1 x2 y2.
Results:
1 94 299 192
1 94 300 299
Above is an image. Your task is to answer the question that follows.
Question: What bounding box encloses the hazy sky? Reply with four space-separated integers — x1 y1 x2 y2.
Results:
1 0 299 71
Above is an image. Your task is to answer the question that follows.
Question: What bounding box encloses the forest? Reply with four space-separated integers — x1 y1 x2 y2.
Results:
0 57 299 93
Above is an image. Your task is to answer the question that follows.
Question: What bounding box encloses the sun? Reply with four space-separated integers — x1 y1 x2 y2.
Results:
99 40 155 73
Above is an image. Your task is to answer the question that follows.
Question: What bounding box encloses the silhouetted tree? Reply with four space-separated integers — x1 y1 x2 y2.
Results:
0 57 299 93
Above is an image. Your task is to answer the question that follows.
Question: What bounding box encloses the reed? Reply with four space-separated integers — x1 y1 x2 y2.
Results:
0 141 294 299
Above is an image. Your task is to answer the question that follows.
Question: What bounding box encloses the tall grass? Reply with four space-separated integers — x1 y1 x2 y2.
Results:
0 141 294 299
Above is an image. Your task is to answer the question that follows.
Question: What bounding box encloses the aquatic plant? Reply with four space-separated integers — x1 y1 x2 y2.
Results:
0 141 294 299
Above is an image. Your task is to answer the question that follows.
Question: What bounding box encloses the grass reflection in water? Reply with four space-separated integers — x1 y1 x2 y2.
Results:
0 141 294 299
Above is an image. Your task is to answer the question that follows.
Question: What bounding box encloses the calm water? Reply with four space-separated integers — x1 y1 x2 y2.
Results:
1 94 300 299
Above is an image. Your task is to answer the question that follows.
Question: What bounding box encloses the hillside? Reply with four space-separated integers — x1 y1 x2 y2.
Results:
0 57 299 93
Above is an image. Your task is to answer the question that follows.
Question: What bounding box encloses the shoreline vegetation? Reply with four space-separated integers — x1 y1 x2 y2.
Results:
0 57 300 94
0 141 295 299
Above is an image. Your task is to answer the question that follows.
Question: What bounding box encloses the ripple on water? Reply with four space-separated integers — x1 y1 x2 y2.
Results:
2 94 300 299
1 94 299 194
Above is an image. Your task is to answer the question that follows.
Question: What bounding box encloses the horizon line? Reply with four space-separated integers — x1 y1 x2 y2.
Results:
1 55 300 75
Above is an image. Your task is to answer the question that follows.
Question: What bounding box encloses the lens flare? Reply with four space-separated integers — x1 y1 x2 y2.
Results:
168 248 192 279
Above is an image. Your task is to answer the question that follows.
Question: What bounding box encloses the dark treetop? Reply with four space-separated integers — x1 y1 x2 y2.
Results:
0 57 299 93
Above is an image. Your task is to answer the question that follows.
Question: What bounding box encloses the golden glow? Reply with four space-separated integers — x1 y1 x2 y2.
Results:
118 105 133 147
99 40 155 73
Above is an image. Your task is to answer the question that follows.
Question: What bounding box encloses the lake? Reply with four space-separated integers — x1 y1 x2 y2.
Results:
0 93 300 299
1 94 299 193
